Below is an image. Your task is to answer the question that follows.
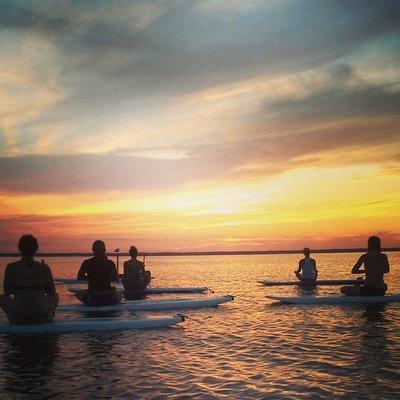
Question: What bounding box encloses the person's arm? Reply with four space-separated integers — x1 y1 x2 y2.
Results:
110 260 119 282
3 265 13 296
77 260 88 281
44 264 57 296
312 259 318 278
295 260 302 273
351 255 365 274
123 261 128 276
383 254 390 274
139 261 146 275
294 260 302 279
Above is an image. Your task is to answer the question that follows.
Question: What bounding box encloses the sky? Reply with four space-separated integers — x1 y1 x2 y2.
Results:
0 0 399 252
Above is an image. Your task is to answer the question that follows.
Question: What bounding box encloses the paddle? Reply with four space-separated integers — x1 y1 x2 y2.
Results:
114 248 120 276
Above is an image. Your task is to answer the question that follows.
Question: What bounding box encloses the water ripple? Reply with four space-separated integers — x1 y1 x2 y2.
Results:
0 253 399 399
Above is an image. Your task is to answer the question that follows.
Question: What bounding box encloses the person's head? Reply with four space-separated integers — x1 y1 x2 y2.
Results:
92 240 106 256
129 246 138 258
368 236 381 253
303 247 311 257
18 235 39 257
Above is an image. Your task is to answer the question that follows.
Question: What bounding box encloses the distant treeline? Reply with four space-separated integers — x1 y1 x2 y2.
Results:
0 248 399 257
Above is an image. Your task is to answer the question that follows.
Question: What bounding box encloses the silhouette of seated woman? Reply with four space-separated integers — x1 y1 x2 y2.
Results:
0 235 59 324
294 247 318 285
122 246 151 291
341 236 389 297
76 240 122 306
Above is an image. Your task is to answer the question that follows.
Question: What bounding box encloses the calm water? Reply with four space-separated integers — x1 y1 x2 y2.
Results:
0 253 399 399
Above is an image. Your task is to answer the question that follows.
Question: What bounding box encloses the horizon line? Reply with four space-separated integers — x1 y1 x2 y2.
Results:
0 247 399 257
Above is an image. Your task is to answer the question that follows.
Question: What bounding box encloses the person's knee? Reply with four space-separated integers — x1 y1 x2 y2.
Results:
341 285 359 296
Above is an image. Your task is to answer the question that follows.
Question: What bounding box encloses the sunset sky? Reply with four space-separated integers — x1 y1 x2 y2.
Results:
0 1 399 252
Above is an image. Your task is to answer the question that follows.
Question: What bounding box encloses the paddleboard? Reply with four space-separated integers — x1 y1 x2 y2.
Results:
0 315 185 334
124 287 208 296
58 295 234 312
55 278 86 285
259 279 364 287
55 277 154 285
67 287 124 295
67 287 208 296
266 294 400 305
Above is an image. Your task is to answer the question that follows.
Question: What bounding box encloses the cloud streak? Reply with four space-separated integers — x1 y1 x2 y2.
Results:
0 1 399 250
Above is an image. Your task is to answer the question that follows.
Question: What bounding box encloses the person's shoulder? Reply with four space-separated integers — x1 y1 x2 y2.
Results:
5 260 21 269
33 260 48 268
79 258 92 269
107 259 116 267
5 260 21 275
137 260 145 267
34 261 52 274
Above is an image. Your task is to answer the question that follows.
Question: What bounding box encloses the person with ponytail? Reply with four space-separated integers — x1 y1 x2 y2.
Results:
341 236 390 296
0 235 59 324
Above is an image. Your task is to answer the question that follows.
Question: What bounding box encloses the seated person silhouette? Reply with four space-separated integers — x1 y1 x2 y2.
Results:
122 246 151 291
294 247 318 285
341 236 389 297
0 235 59 324
76 240 122 306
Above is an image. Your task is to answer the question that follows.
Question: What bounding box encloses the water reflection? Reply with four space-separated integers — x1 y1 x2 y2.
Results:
355 305 389 392
295 285 318 296
0 253 399 399
1 334 60 398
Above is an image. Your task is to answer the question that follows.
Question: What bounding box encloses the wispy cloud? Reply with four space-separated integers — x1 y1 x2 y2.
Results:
0 1 399 250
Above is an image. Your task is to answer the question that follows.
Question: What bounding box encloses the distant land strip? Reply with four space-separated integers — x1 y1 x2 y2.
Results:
0 248 399 257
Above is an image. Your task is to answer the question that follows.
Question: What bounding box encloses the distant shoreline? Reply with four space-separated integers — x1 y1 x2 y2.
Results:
0 248 399 257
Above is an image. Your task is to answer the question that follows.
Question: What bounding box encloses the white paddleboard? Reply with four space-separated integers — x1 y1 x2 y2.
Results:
0 315 185 334
55 276 154 285
266 294 400 305
58 295 234 312
67 287 208 295
55 279 122 285
259 279 364 286
124 287 208 295
55 278 84 284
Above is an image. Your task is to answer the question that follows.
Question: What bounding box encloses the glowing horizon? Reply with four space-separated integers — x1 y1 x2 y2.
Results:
0 1 399 252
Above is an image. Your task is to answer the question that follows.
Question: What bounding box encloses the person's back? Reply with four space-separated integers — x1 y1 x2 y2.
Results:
5 259 54 318
0 235 58 324
76 240 121 306
299 257 317 280
123 259 145 290
295 247 318 282
122 246 151 291
341 236 389 297
79 256 117 292
355 251 389 293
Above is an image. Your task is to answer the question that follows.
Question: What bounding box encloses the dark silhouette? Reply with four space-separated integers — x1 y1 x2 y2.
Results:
294 247 318 285
341 236 390 296
122 246 151 291
0 235 59 324
76 240 122 306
